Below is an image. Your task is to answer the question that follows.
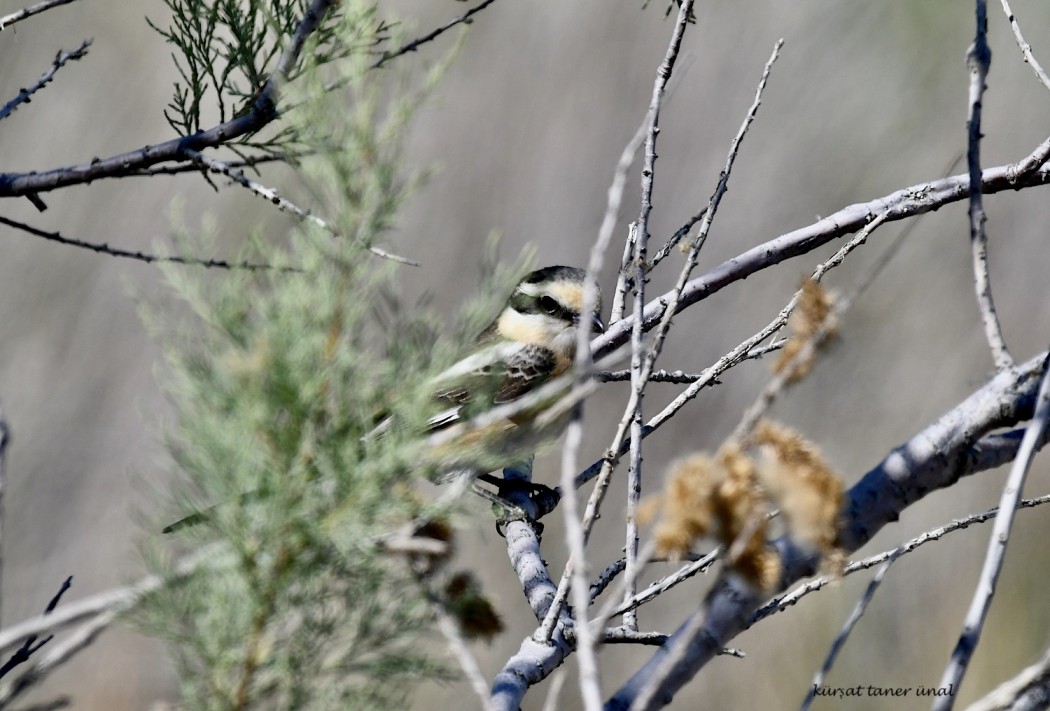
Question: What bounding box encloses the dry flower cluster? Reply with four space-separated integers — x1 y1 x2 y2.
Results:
773 278 838 382
641 420 844 592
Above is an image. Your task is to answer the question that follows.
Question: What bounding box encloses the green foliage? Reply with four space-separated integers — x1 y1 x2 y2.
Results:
140 5 500 708
147 0 392 146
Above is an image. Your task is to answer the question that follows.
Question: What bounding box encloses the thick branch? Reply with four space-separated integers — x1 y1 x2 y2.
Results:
0 0 79 30
605 351 1050 710
591 146 1050 362
0 0 339 198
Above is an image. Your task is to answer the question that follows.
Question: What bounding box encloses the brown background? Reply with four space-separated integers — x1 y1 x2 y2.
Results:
2 1 1050 708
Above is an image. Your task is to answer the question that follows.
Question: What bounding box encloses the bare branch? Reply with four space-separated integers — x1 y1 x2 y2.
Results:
0 40 91 123
799 552 901 711
0 0 339 198
372 0 503 70
0 545 223 657
966 1 1013 371
0 0 79 30
966 645 1050 711
0 576 71 681
732 212 888 440
0 405 7 624
935 351 1050 708
754 494 1050 624
532 0 696 653
0 608 115 708
431 603 494 711
621 0 697 635
491 466 575 711
559 410 603 711
610 223 637 323
601 629 669 647
591 141 1050 364
604 549 719 622
183 149 419 266
998 0 1050 94
0 216 297 272
636 37 783 448
602 350 1050 710
127 152 302 178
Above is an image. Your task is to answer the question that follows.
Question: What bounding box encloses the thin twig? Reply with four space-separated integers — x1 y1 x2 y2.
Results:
644 37 784 376
649 208 706 272
372 0 502 69
183 149 418 266
0 0 79 30
934 351 1050 710
608 54 698 323
0 40 91 123
0 215 297 271
598 344 787 385
0 545 224 656
621 2 699 632
605 549 720 621
732 212 889 441
0 405 7 625
0 577 71 681
611 223 637 324
589 138 1050 367
998 0 1050 94
967 1 1013 371
0 609 116 708
579 42 785 530
559 411 602 711
579 154 962 491
617 209 708 306
130 152 301 178
533 0 696 647
799 551 901 711
601 628 669 647
0 0 338 198
540 669 568 711
432 604 494 711
555 22 662 692
590 559 627 602
753 494 1050 624
638 37 782 449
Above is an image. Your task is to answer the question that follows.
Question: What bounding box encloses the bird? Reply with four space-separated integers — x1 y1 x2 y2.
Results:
419 264 605 498
428 265 604 425
163 265 604 532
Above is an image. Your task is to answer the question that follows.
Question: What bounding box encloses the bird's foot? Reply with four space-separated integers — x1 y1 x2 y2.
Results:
476 474 560 513
471 476 556 537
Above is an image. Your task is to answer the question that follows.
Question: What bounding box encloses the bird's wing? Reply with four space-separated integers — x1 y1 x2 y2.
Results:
491 343 557 403
427 341 557 431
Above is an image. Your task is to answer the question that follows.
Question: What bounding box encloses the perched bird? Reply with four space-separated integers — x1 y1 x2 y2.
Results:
163 266 603 532
420 264 605 486
426 265 605 428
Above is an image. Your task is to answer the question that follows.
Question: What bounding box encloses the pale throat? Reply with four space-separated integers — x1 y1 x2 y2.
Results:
497 308 576 374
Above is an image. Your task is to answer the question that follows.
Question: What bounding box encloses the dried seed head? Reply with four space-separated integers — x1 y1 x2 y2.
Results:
773 278 838 383
753 419 843 556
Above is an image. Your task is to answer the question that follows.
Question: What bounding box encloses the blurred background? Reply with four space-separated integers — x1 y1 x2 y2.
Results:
2 0 1050 708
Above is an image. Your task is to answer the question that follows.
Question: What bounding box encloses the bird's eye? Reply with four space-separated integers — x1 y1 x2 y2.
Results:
539 295 560 315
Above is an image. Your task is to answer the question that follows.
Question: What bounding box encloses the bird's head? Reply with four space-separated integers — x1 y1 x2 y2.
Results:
498 266 605 370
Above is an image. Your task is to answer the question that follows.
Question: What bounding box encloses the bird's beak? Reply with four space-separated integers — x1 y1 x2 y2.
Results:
592 313 606 335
